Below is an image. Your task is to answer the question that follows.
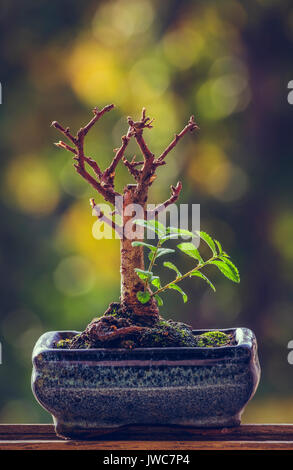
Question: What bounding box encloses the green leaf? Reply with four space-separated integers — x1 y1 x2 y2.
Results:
177 242 203 263
163 261 182 277
167 227 195 238
214 239 223 255
151 276 161 289
209 259 240 283
221 258 240 281
148 251 155 262
134 268 153 281
136 291 151 304
190 271 216 292
148 219 166 236
134 219 166 237
160 233 182 244
155 294 163 306
155 248 175 259
168 283 188 303
148 247 174 263
196 231 217 255
132 241 156 251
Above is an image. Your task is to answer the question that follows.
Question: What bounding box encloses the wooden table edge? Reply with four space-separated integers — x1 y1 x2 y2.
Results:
2 424 293 450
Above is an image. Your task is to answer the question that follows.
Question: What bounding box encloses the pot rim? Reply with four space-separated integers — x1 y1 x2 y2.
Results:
32 327 256 359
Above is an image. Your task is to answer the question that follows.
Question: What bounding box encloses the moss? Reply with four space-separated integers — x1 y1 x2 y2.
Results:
56 327 232 349
157 320 169 327
56 338 72 349
137 320 198 348
195 331 230 347
105 302 120 317
53 303 233 350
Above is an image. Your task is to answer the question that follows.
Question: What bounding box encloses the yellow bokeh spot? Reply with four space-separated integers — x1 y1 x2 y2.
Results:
209 56 248 80
243 397 293 424
53 255 96 296
66 39 123 105
271 211 293 260
93 0 154 43
111 0 154 36
162 27 203 69
195 79 239 120
188 142 231 195
55 201 120 282
5 155 59 215
188 142 248 201
129 57 170 101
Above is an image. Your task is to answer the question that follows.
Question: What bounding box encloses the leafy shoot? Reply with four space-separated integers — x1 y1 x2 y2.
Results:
133 219 240 305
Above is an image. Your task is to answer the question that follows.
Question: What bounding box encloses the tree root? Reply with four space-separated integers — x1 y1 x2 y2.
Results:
55 302 232 350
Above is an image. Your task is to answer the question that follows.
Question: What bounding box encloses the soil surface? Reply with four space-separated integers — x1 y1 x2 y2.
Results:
55 302 234 349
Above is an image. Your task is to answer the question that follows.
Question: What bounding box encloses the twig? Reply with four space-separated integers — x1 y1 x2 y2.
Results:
102 134 131 186
146 182 183 219
52 104 120 205
151 254 219 298
122 155 142 181
127 108 155 161
53 105 197 223
51 122 77 145
90 198 123 238
156 115 198 163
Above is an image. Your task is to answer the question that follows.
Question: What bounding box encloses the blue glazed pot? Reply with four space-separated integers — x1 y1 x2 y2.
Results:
32 328 260 439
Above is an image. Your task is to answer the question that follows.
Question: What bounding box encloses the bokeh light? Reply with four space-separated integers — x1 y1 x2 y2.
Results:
0 0 293 425
5 155 60 215
53 255 96 296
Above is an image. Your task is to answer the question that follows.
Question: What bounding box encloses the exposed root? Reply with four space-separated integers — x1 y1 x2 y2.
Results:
55 302 233 350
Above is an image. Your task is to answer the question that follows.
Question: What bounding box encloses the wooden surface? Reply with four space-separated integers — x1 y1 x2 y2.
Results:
1 424 293 450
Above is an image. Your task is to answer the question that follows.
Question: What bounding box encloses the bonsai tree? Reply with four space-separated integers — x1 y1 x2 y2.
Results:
52 105 239 349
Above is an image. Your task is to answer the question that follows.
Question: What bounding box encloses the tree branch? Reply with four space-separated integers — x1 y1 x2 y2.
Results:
75 104 114 171
126 108 158 202
127 108 155 161
81 104 114 137
51 122 77 145
73 165 117 204
122 155 142 181
55 141 104 180
54 140 77 154
52 104 121 205
156 115 199 164
83 156 103 179
53 105 197 221
90 198 123 238
102 134 131 186
146 181 183 219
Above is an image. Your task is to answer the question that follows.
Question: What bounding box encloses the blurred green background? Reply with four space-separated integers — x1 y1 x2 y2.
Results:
1 0 293 423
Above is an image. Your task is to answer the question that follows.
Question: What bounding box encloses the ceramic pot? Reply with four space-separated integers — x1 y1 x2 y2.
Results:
32 327 260 439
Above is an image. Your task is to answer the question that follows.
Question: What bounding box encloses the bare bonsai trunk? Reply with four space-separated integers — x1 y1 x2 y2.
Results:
120 185 159 322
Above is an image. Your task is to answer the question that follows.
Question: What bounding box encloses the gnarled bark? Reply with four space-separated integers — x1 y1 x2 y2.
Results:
120 185 159 322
